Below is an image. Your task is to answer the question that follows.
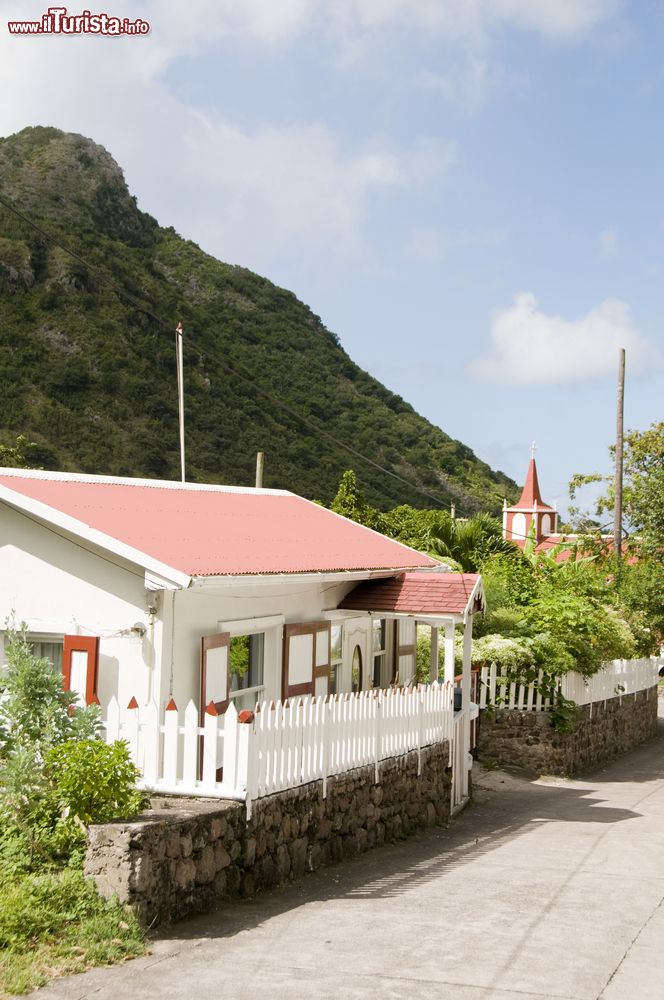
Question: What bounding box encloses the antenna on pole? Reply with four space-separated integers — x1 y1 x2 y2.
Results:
255 451 264 489
613 347 625 570
175 321 185 483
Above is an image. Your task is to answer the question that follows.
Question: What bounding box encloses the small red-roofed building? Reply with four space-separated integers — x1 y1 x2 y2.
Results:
0 469 482 801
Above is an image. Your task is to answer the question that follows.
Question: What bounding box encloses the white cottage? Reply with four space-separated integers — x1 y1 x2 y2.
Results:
0 469 483 801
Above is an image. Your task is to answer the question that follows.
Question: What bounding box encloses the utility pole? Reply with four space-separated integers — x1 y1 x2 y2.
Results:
613 347 625 568
255 451 264 489
175 321 185 483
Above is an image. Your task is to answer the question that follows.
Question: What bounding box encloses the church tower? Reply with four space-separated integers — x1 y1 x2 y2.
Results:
503 445 558 547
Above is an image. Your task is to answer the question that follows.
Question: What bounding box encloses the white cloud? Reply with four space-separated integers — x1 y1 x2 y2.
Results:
0 10 454 273
485 0 618 41
0 0 617 276
321 0 616 46
471 292 662 383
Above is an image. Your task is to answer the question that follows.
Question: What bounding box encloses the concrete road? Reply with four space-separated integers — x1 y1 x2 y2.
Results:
34 712 664 1000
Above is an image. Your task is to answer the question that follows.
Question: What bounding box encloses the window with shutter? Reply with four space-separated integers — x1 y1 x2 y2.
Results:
62 635 100 706
282 622 331 700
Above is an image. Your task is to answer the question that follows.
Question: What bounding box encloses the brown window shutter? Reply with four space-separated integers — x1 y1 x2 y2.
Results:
200 633 231 718
282 622 331 701
62 635 100 706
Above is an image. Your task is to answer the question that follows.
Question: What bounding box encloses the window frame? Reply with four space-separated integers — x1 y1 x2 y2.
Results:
229 632 265 696
372 617 387 688
329 623 343 695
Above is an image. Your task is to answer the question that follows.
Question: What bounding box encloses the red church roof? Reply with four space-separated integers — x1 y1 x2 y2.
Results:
339 572 483 618
508 456 555 512
0 470 438 578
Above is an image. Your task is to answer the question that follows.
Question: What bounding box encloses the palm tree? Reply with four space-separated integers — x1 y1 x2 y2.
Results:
427 513 518 572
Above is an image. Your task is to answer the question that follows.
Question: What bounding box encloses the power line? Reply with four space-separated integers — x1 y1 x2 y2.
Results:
0 192 489 516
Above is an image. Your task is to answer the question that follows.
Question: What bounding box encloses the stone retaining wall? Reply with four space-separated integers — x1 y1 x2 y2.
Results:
85 741 451 927
477 687 658 775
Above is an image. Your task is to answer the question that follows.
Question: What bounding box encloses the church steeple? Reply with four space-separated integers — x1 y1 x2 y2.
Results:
503 445 558 547
518 443 546 508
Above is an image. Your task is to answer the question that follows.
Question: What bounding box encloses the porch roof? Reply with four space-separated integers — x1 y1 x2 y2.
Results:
0 469 439 579
338 571 484 620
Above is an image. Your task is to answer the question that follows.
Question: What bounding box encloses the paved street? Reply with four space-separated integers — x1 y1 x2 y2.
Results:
35 707 664 1000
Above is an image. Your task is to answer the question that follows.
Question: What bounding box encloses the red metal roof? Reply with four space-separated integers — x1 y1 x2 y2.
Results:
0 472 438 577
339 572 483 617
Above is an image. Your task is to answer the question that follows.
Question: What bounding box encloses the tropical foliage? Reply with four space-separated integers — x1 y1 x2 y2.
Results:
328 469 653 681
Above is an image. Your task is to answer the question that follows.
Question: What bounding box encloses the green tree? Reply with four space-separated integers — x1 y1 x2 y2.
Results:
570 421 664 550
0 435 39 469
330 470 385 530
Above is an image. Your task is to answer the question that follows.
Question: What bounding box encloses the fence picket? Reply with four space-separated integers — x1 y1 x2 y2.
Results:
163 701 179 786
141 701 160 785
201 705 220 788
182 700 199 786
104 696 120 744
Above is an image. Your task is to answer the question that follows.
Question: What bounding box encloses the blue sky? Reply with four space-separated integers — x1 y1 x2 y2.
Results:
2 1 663 516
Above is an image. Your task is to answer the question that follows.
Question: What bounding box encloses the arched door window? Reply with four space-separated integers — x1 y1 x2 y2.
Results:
351 644 363 693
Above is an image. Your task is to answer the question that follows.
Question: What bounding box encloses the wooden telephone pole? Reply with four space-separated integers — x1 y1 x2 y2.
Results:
613 348 625 567
255 451 264 489
175 322 185 483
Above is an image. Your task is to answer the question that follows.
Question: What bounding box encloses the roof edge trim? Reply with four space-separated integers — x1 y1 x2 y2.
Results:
0 467 291 497
0 483 191 589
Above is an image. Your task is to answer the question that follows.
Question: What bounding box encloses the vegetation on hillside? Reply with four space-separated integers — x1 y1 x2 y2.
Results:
0 126 517 512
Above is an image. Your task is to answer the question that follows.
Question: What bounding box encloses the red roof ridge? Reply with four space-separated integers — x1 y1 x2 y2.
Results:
0 467 291 497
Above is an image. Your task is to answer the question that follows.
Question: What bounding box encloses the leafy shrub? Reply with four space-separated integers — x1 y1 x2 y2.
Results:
471 635 533 671
0 629 100 756
46 739 144 827
0 631 143 872
523 593 636 676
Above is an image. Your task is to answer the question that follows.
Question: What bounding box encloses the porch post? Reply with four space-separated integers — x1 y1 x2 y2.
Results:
430 625 439 683
461 613 473 796
443 621 455 685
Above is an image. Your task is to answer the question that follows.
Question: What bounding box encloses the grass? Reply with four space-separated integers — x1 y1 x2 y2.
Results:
0 867 146 996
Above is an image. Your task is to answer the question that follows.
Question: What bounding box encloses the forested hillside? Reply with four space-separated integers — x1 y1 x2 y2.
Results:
0 126 517 511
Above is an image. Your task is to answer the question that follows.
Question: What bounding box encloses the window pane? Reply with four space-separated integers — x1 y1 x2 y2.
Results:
351 645 362 693
249 633 264 688
30 641 63 675
229 635 250 691
230 633 264 692
373 619 386 653
331 624 342 662
373 655 383 688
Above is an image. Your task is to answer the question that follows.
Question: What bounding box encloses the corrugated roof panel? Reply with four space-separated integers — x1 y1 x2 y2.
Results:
0 472 438 577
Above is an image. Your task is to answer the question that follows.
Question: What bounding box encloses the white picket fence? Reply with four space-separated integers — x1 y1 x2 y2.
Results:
103 682 456 816
249 682 454 801
478 656 662 712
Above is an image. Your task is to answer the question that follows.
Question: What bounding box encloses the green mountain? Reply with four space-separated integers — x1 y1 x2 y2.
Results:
0 126 517 512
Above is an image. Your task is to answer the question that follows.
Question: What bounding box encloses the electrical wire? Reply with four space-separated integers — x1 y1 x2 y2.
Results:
0 191 498 516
